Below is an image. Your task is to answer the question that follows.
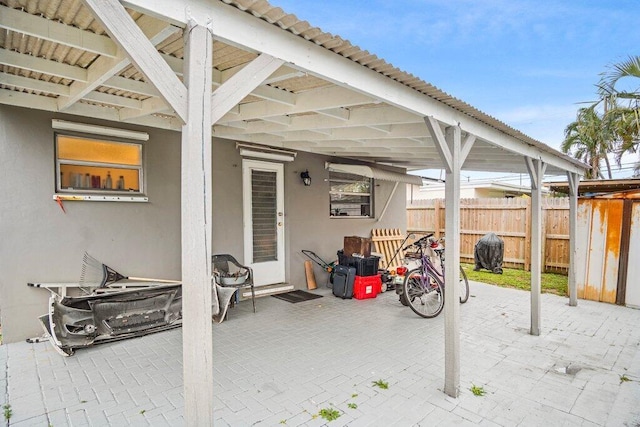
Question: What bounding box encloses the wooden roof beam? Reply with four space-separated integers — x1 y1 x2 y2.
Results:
210 53 284 124
0 49 87 81
217 85 374 123
0 5 117 57
220 63 302 84
83 0 187 122
0 72 70 96
58 12 180 112
216 105 421 131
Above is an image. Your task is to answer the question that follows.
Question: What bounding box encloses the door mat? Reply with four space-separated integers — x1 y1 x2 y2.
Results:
271 290 323 303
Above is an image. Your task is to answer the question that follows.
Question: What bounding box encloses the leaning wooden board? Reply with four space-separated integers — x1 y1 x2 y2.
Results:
304 260 317 290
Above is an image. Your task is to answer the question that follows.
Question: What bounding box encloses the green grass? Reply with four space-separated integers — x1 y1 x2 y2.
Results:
3 404 12 421
462 264 568 296
470 384 486 396
318 407 341 421
372 379 389 389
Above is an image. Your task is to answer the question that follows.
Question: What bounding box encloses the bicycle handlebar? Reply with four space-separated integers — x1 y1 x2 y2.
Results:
403 233 434 251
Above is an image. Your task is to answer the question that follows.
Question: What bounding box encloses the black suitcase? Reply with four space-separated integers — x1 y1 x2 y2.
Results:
332 265 356 299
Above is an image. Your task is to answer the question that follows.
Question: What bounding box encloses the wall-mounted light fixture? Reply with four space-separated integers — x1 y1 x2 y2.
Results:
300 170 311 186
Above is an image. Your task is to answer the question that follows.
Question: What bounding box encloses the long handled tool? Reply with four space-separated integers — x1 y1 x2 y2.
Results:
80 252 179 292
301 250 336 273
387 233 416 269
301 250 337 287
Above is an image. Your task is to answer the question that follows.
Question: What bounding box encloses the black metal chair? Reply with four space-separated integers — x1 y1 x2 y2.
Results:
212 254 256 314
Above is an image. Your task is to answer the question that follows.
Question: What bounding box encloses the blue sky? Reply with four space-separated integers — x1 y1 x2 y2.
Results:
269 0 640 179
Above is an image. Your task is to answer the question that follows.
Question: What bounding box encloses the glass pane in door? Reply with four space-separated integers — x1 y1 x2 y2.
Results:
252 170 277 262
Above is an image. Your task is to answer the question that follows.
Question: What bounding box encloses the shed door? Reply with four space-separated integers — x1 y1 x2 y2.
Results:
625 201 640 308
576 199 623 303
242 159 285 286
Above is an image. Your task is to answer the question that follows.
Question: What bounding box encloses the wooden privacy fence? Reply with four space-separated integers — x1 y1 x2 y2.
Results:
406 198 570 273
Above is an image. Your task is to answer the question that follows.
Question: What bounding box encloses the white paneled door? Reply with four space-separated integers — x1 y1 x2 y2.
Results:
243 159 285 286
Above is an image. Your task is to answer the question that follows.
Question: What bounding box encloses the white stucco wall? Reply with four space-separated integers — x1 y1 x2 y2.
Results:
0 106 183 343
285 151 408 289
0 105 408 342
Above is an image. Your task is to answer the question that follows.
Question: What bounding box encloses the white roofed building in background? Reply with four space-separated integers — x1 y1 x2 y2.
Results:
408 180 550 201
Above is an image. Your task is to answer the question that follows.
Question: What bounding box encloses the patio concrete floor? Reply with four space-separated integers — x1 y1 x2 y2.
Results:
1 281 639 426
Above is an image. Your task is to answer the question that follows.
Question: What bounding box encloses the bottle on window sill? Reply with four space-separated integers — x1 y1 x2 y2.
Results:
116 176 125 190
105 171 112 189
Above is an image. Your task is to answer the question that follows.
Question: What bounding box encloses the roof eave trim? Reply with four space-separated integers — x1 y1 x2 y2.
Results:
325 162 423 185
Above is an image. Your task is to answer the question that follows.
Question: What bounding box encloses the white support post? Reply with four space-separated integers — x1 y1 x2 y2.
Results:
567 171 579 307
525 157 546 336
181 22 214 425
425 117 475 398
443 125 462 398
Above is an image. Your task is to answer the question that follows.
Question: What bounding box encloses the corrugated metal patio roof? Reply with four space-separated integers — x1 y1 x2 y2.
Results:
0 0 587 175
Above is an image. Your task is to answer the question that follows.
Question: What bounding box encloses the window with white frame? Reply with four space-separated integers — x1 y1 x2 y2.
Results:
329 171 373 217
55 133 144 196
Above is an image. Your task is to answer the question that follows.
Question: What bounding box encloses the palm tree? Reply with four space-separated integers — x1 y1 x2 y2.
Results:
598 55 640 170
562 106 614 179
608 105 640 163
598 55 640 99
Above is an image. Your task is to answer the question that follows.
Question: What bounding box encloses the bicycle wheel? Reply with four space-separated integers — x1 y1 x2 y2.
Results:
403 268 444 318
399 291 410 306
459 265 470 304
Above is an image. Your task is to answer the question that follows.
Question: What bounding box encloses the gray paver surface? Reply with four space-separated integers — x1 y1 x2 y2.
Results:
1 281 639 426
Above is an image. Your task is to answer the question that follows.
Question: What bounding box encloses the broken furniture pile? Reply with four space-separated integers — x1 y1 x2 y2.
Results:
29 253 243 356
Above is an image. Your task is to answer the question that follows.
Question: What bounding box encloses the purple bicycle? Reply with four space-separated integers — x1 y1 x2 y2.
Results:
401 233 470 318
